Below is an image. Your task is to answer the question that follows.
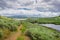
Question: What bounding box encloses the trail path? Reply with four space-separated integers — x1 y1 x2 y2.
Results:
5 25 22 40
5 24 31 40
24 36 31 40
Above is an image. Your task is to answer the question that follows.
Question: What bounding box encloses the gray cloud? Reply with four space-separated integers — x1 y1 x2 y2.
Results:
42 0 60 12
0 9 59 17
0 0 60 12
0 0 7 9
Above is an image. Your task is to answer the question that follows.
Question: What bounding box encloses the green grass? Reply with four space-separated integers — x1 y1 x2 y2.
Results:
1 16 60 40
17 16 60 40
0 16 21 39
22 22 60 40
17 36 24 40
27 16 60 25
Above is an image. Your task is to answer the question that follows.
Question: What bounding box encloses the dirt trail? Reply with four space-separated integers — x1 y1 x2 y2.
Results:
5 24 31 40
24 36 31 40
5 25 22 40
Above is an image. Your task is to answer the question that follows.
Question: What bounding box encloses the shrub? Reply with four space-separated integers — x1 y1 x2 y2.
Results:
0 30 4 38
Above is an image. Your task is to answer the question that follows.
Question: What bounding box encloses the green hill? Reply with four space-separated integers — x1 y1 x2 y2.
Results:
27 16 60 24
0 16 21 40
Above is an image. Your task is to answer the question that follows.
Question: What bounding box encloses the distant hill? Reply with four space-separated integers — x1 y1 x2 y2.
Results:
7 15 28 18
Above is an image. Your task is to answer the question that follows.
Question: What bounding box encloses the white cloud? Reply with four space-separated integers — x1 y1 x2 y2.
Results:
0 0 60 12
0 9 59 17
0 0 60 17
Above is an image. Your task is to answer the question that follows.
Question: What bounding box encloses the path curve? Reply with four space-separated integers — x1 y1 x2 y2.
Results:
5 25 22 40
5 24 31 40
24 36 31 40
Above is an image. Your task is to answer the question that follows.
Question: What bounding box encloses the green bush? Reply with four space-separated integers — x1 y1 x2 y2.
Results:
0 31 4 38
27 17 60 25
0 16 21 39
23 23 60 40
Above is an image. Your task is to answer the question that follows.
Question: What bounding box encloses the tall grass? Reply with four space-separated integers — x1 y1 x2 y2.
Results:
27 16 60 25
0 16 21 39
23 22 60 40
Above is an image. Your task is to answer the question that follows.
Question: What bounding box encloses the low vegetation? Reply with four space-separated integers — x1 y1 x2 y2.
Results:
0 16 21 40
0 16 60 40
22 22 60 40
17 36 24 40
27 16 60 25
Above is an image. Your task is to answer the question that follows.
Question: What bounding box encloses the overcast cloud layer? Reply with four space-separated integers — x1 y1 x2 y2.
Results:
0 0 60 17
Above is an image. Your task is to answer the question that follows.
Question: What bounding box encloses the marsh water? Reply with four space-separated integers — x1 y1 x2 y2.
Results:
40 24 60 31
14 18 27 20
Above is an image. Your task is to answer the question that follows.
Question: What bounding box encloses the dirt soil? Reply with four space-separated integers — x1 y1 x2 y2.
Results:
5 25 31 40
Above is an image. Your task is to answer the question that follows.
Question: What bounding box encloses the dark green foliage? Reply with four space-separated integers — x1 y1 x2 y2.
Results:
27 16 60 25
0 30 4 38
0 16 20 31
22 22 60 40
0 16 21 39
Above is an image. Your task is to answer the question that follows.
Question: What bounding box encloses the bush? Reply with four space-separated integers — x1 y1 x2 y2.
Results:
0 30 4 38
0 16 21 39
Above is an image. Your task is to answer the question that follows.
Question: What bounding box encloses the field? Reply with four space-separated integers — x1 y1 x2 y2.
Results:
0 16 21 40
0 16 60 40
27 16 60 25
21 21 60 40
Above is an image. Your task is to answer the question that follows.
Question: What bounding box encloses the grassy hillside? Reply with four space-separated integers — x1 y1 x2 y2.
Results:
0 16 21 40
22 22 60 40
16 16 60 40
27 16 60 24
1 16 60 40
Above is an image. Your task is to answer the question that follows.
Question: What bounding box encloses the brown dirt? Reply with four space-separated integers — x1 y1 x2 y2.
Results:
5 24 31 40
5 25 22 40
24 36 31 40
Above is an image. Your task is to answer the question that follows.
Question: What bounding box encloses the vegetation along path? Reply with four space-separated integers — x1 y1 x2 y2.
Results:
5 24 31 40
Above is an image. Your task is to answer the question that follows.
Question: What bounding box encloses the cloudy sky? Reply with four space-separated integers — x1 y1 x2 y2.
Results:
0 0 60 17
